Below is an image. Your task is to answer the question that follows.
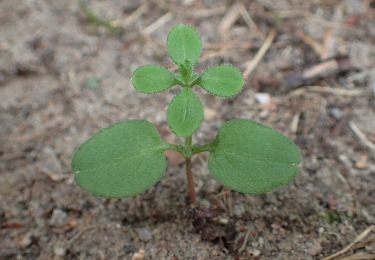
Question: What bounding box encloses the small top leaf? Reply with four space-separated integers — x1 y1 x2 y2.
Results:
208 119 301 194
167 24 202 66
199 65 244 97
131 64 176 94
72 120 168 198
167 88 204 137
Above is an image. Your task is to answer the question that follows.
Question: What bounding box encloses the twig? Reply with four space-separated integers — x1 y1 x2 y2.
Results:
276 10 359 32
323 225 375 260
66 225 96 248
322 28 334 60
303 59 341 79
347 69 375 83
201 42 252 61
290 113 301 134
238 229 251 253
349 121 375 152
340 252 375 260
188 6 226 18
243 29 277 79
290 86 366 97
142 12 173 35
113 3 148 28
296 31 326 59
283 57 353 89
333 168 349 185
238 4 264 39
218 2 242 38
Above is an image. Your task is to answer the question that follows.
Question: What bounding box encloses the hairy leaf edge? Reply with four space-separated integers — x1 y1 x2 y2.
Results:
207 118 302 194
71 119 170 198
198 64 245 97
130 64 177 94
166 89 204 137
167 24 203 66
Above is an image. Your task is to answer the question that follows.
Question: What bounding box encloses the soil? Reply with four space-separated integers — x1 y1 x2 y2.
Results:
1 0 375 259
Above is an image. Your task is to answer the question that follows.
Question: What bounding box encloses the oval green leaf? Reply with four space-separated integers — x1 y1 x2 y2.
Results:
72 120 168 198
199 65 244 97
167 24 202 66
208 119 301 194
131 64 176 94
167 88 204 137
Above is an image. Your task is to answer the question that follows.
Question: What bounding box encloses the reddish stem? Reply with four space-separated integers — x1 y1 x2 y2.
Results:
185 157 196 204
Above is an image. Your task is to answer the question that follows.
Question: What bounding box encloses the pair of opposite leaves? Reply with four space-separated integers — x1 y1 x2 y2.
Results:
72 25 301 198
131 25 244 137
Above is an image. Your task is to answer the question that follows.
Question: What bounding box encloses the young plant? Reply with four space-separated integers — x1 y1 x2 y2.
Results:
72 25 301 204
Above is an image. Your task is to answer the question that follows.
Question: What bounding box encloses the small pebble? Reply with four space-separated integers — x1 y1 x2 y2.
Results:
255 93 271 105
19 233 32 248
38 147 65 181
204 107 217 121
217 217 229 225
49 208 67 226
199 199 210 208
132 249 145 260
329 107 343 120
137 228 152 242
54 246 66 257
250 249 261 257
355 154 368 169
309 241 322 256
233 204 245 217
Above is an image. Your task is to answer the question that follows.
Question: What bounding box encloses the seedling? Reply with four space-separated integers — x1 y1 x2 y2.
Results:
72 25 301 204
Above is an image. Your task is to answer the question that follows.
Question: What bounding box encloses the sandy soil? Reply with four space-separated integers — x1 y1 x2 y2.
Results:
1 0 375 259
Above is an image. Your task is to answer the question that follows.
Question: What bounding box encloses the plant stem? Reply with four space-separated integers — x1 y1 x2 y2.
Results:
184 135 196 204
185 135 192 152
185 157 196 204
165 143 180 152
192 142 213 154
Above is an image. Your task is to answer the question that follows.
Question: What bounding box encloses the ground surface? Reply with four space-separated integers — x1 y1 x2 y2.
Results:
1 0 375 259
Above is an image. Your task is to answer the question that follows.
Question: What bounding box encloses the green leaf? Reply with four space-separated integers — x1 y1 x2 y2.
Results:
167 88 204 137
167 24 202 66
72 120 168 198
179 60 193 82
131 65 176 94
199 65 244 97
208 119 301 194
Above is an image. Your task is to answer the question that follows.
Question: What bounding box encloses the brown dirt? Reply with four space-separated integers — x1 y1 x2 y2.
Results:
1 0 375 259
